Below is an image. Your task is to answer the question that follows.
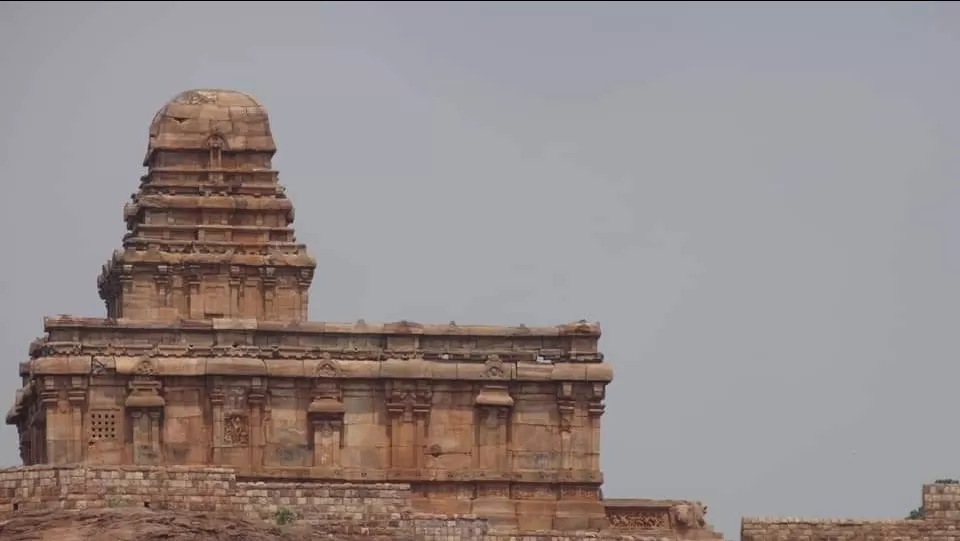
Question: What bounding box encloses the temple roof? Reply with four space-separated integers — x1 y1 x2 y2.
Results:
145 88 275 164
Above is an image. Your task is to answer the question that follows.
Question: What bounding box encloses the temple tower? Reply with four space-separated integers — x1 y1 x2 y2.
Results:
96 89 316 321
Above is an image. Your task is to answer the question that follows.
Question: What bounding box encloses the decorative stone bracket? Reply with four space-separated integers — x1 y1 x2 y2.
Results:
125 358 165 465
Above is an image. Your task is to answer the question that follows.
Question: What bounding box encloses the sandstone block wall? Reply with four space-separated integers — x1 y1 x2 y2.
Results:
0 465 412 539
923 482 960 519
0 465 650 541
742 517 955 541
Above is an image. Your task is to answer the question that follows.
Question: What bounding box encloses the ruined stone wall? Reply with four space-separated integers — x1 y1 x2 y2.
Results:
923 482 960 519
0 465 411 539
0 465 650 541
742 484 960 541
741 517 954 541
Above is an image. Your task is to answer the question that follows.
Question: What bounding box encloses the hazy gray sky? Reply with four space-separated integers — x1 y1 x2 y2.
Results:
1 2 958 537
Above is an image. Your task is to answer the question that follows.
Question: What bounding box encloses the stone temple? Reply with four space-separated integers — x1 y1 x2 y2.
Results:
4 88 960 541
4 88 715 538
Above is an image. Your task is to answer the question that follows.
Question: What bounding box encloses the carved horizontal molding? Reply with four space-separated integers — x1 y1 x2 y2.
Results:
129 194 292 211
29 344 603 364
137 183 281 198
24 355 612 382
145 166 279 175
132 224 294 234
102 241 312 258
238 468 603 484
604 499 714 534
41 316 601 338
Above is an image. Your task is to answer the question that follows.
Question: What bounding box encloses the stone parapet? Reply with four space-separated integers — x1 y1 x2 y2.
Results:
741 516 957 541
24 316 609 380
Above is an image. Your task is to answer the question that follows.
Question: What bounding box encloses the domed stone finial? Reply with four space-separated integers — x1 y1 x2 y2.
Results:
145 88 275 166
98 89 316 322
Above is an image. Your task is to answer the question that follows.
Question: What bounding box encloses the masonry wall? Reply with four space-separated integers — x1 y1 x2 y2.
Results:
742 483 959 541
923 482 960 519
742 517 953 541
0 465 646 541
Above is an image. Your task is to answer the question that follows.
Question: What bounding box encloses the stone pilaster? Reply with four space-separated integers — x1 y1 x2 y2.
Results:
66 383 87 463
587 382 605 473
386 380 432 472
228 266 242 317
557 382 576 471
297 269 312 321
248 378 266 472
154 264 172 312
186 265 202 319
209 389 225 464
38 385 60 464
260 268 277 319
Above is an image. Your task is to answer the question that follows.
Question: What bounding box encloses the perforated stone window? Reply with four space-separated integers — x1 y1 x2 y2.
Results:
89 411 118 442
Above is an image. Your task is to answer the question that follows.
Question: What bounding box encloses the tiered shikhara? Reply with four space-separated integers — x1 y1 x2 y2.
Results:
4 89 719 535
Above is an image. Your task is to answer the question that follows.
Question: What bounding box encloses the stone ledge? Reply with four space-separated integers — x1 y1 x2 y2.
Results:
41 316 602 338
742 517 919 524
25 355 612 382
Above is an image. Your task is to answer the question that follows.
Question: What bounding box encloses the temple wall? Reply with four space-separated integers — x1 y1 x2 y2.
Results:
11 364 608 530
34 375 601 476
7 316 611 530
0 465 696 541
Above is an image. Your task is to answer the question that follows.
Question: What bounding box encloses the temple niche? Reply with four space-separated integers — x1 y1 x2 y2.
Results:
4 89 722 538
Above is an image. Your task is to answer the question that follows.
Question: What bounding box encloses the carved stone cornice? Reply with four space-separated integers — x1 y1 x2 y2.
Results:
28 341 605 364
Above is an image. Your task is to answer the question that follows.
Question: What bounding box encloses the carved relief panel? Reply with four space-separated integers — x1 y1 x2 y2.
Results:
210 383 251 468
607 509 670 530
223 386 250 444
